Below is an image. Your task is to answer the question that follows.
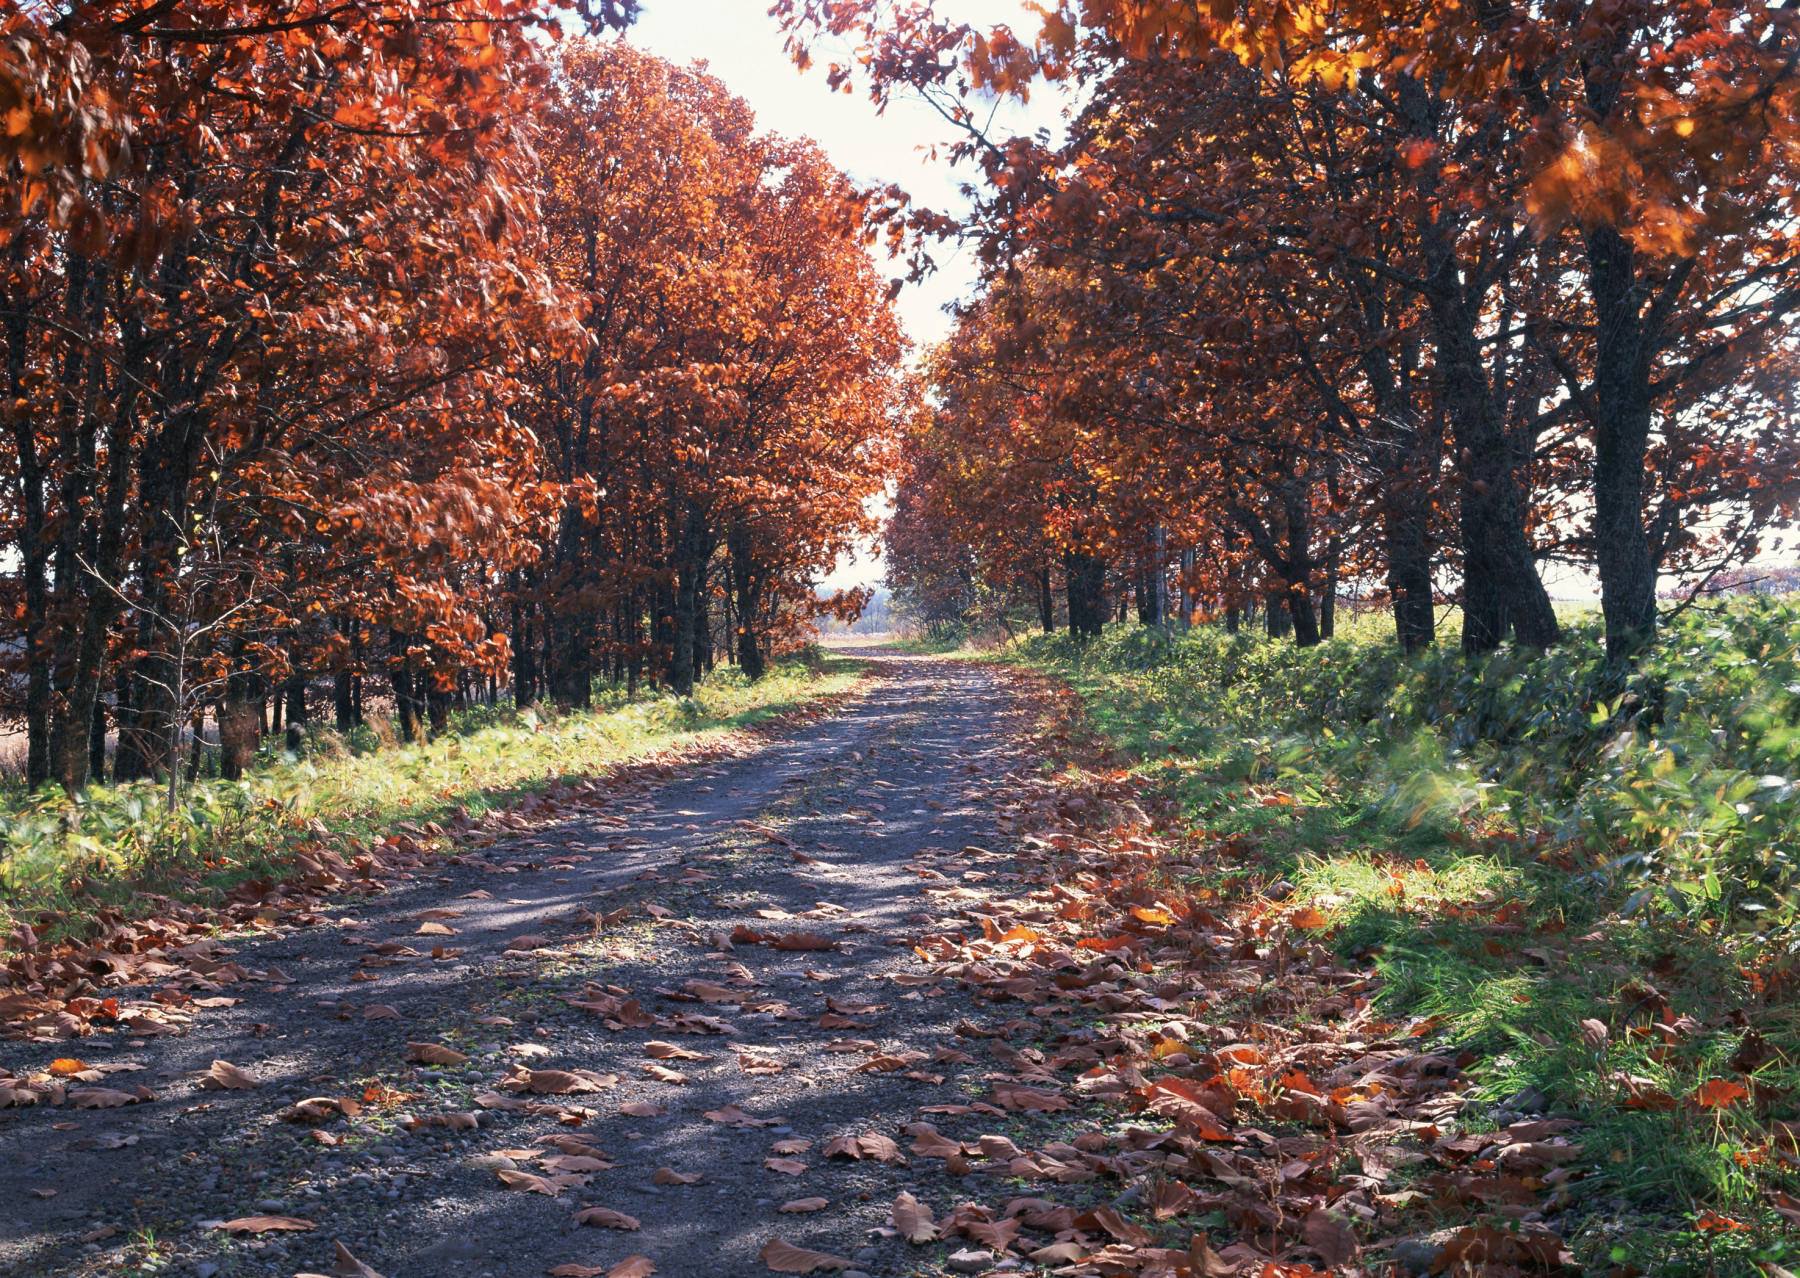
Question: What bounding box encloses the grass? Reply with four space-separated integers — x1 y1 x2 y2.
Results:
0 652 864 946
1003 605 1800 1276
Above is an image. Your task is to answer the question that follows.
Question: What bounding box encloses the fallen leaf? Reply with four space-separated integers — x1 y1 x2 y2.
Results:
891 1191 938 1244
214 1215 315 1234
759 1237 851 1273
407 1042 470 1067
573 1206 642 1230
199 1059 260 1091
779 1198 828 1213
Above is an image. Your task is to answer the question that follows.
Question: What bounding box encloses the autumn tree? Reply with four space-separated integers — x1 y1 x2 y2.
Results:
780 0 1800 661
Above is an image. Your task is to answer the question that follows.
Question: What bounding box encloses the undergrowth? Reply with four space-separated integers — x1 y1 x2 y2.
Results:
0 653 862 944
1007 601 1800 1276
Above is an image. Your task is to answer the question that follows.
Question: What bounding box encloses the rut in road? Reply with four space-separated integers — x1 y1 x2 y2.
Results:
0 654 1036 1278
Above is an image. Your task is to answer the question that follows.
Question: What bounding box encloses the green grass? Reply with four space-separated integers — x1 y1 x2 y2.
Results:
1004 605 1800 1276
0 653 864 945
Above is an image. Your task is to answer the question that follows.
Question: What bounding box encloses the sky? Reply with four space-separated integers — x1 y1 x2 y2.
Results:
626 1 1067 590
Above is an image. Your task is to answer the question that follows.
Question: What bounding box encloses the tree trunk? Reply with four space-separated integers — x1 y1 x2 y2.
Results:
1383 480 1437 653
1266 587 1293 639
729 522 767 680
1037 567 1055 633
1065 551 1107 639
219 675 260 781
1585 224 1661 662
389 631 421 742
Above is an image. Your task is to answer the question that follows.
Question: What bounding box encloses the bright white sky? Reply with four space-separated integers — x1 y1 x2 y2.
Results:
629 0 1063 350
626 1 1067 590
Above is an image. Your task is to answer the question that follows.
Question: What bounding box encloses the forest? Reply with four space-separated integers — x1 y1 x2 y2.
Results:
3 3 1800 1277
1 2 903 797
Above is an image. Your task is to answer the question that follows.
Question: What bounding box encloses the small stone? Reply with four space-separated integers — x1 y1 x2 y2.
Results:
947 1250 993 1274
194 1264 220 1278
1390 1237 1444 1275
1503 1085 1548 1115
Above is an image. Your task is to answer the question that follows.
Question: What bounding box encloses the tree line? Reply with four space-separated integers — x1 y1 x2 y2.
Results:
778 0 1800 660
0 2 906 793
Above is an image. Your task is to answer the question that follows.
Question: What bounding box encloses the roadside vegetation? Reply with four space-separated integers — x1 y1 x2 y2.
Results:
1006 601 1800 1274
0 653 862 944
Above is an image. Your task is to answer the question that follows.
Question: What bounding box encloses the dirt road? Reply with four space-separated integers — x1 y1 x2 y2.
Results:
0 654 1036 1278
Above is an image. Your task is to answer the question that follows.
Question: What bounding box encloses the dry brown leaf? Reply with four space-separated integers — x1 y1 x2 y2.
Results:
779 1198 828 1213
199 1059 260 1091
652 1167 701 1185
498 1169 573 1196
573 1206 642 1230
759 1237 852 1273
607 1259 656 1278
406 1042 470 1067
214 1215 315 1234
891 1191 938 1244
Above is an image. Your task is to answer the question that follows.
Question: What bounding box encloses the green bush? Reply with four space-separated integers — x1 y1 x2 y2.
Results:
1013 598 1800 929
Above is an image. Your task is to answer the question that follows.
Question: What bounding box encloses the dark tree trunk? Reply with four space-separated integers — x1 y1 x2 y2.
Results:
667 507 710 696
389 631 421 742
1585 224 1661 662
1065 551 1107 639
88 695 107 784
1383 480 1437 654
1266 588 1292 639
1037 567 1055 633
729 522 767 680
511 597 536 707
1320 531 1340 642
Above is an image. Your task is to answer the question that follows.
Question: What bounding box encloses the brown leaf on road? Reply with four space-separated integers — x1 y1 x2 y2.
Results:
498 1169 584 1195
214 1215 315 1234
769 933 837 952
363 1005 403 1020
198 1059 260 1090
293 1239 385 1278
506 1067 615 1095
607 1259 656 1278
779 1198 828 1213
644 1041 705 1061
280 1096 362 1123
618 1101 666 1117
573 1206 643 1230
764 1157 809 1176
406 1042 470 1067
652 1167 702 1185
891 1191 938 1244
759 1238 852 1273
